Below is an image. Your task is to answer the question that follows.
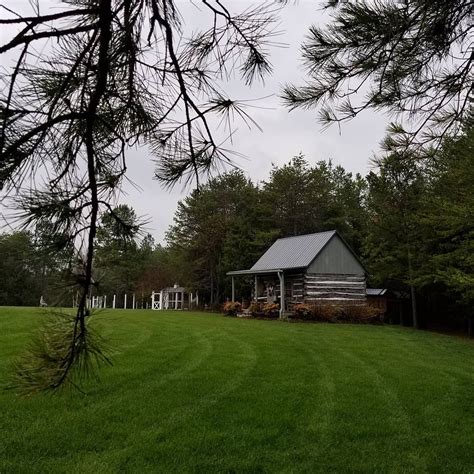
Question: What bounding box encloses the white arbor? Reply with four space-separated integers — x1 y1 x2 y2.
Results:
151 285 198 310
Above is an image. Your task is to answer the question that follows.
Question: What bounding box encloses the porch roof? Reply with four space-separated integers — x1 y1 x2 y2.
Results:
227 267 308 276
227 268 284 276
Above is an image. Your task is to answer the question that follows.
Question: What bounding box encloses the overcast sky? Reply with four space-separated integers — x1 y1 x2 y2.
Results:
1 1 390 243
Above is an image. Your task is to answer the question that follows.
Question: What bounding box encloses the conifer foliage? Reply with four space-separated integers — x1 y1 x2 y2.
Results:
282 0 473 146
0 0 278 392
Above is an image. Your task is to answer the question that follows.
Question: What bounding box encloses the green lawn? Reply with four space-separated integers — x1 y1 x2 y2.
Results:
1 307 473 473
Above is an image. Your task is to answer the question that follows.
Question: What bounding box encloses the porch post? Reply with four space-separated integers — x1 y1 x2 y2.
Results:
278 271 285 319
254 275 258 302
231 276 235 301
175 291 178 310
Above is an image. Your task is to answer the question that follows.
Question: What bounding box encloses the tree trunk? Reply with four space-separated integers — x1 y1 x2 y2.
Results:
410 284 418 329
215 272 220 304
210 265 214 305
407 246 419 329
399 303 404 326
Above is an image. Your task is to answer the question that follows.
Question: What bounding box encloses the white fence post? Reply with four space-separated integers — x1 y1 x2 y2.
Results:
113 294 116 309
124 294 127 309
132 293 136 309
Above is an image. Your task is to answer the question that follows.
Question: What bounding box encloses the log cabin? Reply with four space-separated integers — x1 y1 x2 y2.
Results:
227 230 367 318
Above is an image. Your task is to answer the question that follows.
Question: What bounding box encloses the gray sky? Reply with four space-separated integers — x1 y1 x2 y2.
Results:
1 1 389 243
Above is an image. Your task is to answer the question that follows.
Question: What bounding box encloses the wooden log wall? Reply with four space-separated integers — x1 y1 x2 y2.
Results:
287 273 304 302
304 273 366 305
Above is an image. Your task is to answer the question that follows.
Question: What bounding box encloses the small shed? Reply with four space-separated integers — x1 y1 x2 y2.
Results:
151 284 198 310
227 230 367 318
366 288 389 312
366 288 406 322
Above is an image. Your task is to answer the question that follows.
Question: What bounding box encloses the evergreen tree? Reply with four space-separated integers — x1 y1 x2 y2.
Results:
32 220 76 305
417 123 474 330
94 204 142 300
0 231 40 306
166 171 274 304
261 156 368 251
365 152 426 328
282 0 472 145
262 155 315 236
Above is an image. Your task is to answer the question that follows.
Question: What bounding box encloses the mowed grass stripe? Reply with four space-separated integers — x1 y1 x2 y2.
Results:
1 307 474 473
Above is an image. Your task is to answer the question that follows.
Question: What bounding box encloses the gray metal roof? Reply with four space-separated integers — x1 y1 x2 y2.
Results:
250 230 337 271
162 286 186 293
227 268 283 276
366 288 387 296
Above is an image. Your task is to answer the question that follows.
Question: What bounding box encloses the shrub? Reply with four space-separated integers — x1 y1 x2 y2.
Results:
295 302 383 323
309 303 340 322
339 304 383 323
293 303 311 319
262 303 279 318
222 301 242 316
248 302 262 317
241 299 251 309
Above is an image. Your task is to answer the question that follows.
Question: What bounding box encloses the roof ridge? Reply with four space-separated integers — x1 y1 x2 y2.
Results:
276 229 336 241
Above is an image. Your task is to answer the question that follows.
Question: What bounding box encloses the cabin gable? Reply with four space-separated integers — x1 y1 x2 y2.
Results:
307 234 365 275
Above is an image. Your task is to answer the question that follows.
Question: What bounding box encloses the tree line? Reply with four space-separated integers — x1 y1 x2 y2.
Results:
161 123 473 331
2 122 471 330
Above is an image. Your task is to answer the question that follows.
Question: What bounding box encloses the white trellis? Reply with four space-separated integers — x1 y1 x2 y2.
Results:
151 291 162 310
151 285 198 310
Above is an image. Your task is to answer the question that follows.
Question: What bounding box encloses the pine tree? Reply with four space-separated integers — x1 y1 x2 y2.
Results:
418 122 474 332
365 152 426 328
0 0 279 392
282 0 472 146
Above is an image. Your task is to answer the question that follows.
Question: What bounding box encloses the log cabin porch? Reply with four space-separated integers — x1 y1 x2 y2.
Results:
227 268 305 319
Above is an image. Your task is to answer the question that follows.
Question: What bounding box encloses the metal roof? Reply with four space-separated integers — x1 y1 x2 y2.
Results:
250 230 337 271
162 286 186 292
227 268 283 276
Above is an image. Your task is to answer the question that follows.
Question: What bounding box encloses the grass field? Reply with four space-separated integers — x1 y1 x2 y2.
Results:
1 307 474 473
